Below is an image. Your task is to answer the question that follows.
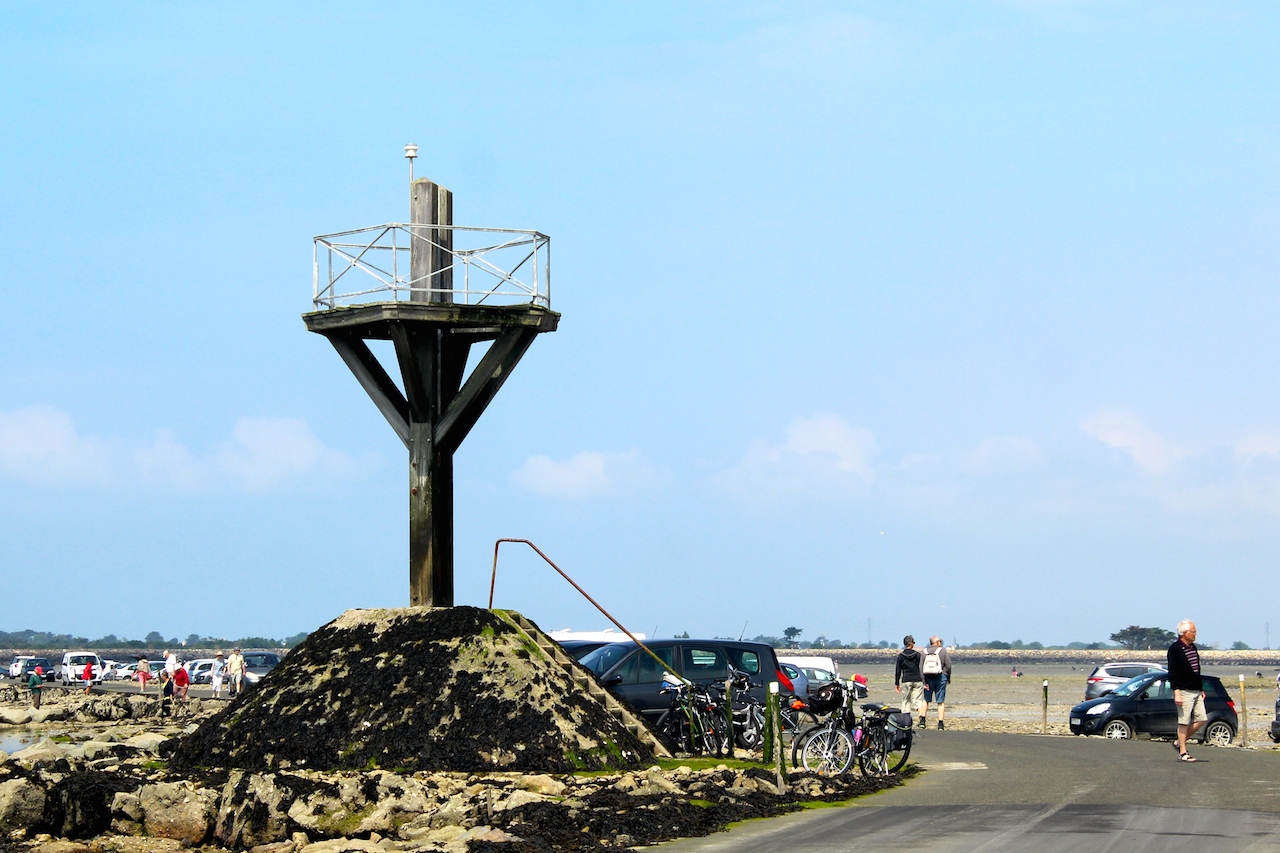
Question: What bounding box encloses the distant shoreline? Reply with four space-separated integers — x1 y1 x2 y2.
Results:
779 647 1280 667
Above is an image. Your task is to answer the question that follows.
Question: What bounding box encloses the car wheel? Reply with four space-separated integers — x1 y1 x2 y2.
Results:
1203 720 1234 747
1102 719 1133 739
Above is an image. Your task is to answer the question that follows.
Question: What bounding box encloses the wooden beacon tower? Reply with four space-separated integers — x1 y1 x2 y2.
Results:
303 152 558 607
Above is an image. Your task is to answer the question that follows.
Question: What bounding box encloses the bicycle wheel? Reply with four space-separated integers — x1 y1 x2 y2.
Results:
798 724 855 774
655 708 691 753
695 707 726 756
886 727 912 772
858 725 889 776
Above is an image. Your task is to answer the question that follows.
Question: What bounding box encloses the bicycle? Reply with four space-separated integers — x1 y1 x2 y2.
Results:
793 683 914 775
852 703 913 775
654 674 727 756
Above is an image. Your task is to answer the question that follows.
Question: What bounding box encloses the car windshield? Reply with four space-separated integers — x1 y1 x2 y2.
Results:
579 643 635 676
1110 674 1159 697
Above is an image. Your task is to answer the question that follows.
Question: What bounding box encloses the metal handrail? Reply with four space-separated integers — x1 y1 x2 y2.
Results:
312 224 550 311
488 538 684 682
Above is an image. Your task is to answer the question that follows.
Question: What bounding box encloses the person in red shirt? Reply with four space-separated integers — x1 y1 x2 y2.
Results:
172 664 190 715
82 661 94 695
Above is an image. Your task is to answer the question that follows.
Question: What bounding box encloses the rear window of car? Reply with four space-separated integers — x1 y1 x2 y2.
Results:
682 646 728 681
1202 678 1227 699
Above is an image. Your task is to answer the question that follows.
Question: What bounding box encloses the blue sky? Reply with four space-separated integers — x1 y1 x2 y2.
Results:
3 3 1279 649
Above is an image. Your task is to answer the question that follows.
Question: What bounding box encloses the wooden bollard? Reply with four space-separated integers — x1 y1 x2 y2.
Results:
1239 674 1249 748
762 682 777 764
770 681 788 791
1041 679 1049 735
725 677 735 759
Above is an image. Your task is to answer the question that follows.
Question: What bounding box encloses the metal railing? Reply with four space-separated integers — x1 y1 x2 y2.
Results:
312 224 550 310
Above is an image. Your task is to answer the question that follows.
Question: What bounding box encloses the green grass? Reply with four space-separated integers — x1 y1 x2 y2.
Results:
654 756 767 772
798 799 853 809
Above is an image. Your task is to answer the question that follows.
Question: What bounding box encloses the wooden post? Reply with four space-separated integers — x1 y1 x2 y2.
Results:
771 682 788 791
1041 679 1049 735
1239 674 1249 747
763 682 776 764
410 178 453 303
725 677 735 759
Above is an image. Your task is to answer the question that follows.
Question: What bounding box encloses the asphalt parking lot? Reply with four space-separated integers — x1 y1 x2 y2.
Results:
661 730 1280 851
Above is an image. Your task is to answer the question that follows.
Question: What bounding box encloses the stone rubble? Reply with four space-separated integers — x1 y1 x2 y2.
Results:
0 730 912 853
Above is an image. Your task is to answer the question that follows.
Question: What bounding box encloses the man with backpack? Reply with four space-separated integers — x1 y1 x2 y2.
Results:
921 635 953 730
895 635 925 725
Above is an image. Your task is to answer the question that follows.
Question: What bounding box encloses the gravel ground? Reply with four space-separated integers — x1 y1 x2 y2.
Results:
848 662 1280 748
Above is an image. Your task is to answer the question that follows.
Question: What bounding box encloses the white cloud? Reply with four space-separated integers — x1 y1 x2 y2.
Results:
1235 432 1280 459
214 417 336 492
0 405 108 484
0 406 361 495
963 437 1044 474
716 415 877 496
1080 412 1186 475
512 451 650 498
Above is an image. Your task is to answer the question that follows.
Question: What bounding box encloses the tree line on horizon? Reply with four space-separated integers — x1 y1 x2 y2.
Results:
0 628 311 651
740 626 1262 651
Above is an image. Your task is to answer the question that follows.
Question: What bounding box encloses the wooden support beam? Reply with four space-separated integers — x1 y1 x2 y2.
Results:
326 333 410 448
436 326 540 454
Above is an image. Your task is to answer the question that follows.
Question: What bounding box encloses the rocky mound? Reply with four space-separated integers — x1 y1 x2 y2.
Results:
171 606 654 774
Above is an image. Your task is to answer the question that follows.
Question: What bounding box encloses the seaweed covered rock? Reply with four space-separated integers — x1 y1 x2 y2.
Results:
172 606 653 773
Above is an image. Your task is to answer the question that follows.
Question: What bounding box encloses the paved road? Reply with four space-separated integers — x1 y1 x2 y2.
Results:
661 731 1280 851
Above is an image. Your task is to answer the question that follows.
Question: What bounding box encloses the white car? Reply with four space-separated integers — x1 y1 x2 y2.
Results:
8 656 35 678
59 651 104 686
184 659 217 684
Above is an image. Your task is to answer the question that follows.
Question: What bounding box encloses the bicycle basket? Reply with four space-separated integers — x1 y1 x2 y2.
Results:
806 681 845 715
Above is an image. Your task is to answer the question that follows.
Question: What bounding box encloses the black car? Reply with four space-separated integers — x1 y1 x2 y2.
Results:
555 640 609 661
19 658 53 682
578 639 793 724
1270 693 1280 744
1069 672 1237 745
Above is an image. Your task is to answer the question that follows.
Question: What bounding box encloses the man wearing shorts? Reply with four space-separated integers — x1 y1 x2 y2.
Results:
1167 619 1206 761
921 636 952 730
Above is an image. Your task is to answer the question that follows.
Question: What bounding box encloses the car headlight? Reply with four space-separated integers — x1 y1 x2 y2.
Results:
1086 703 1111 715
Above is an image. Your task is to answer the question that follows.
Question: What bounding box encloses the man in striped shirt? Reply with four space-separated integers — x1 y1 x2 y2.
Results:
1167 620 1206 762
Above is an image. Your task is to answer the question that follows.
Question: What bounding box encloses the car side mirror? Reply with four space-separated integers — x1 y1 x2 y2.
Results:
603 675 624 687
1137 691 1149 701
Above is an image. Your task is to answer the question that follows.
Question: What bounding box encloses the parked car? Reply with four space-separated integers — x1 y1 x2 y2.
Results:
777 655 841 679
1069 672 1237 744
578 639 793 724
242 652 282 685
1083 662 1166 700
798 666 838 690
779 663 810 699
556 640 609 661
8 656 35 679
1271 693 1280 744
17 658 53 681
184 659 217 684
59 652 104 686
107 662 138 681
